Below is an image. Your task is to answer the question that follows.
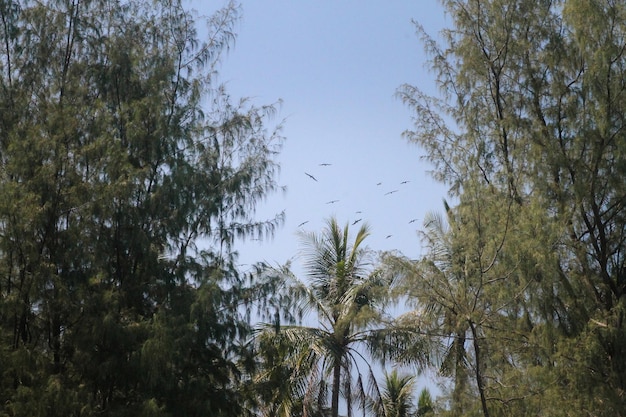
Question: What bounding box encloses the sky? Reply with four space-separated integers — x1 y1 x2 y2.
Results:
197 1 451 272
195 0 452 398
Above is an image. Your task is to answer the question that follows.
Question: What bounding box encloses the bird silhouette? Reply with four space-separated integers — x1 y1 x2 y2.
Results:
326 200 339 204
319 163 332 166
400 180 410 184
376 182 382 186
385 234 392 239
297 221 309 227
409 218 418 224
384 190 399 195
305 172 318 181
352 219 362 225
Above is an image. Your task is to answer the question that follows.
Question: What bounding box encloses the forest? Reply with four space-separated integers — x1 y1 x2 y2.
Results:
0 0 625 416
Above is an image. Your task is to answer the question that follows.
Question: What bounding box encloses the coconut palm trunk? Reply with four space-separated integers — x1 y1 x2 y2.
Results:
331 359 341 417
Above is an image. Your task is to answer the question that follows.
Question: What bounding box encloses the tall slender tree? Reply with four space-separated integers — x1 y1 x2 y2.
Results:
398 0 626 415
0 1 284 415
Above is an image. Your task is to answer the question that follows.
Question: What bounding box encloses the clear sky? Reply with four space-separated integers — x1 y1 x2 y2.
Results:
197 0 451 398
197 1 451 271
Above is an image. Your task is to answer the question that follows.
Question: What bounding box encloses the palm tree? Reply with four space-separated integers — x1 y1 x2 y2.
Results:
416 388 434 417
256 217 401 417
418 208 469 415
372 370 417 417
371 370 435 417
252 329 322 417
387 202 483 417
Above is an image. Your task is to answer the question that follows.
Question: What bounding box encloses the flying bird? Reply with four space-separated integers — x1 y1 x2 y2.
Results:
385 235 392 239
297 221 309 227
376 182 382 186
355 211 362 214
400 180 410 184
352 219 362 225
409 218 418 224
384 190 399 195
305 172 318 181
319 163 332 166
326 200 339 204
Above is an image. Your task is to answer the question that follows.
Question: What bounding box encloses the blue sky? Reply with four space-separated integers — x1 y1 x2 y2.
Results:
196 1 448 265
197 0 451 398
197 1 451 271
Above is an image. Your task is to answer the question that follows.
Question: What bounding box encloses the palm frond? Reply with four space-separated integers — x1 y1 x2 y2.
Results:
364 326 433 369
285 273 335 324
379 370 417 417
253 216 412 417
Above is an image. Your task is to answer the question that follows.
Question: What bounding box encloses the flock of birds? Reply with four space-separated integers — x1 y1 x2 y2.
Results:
236 160 436 272
298 163 419 239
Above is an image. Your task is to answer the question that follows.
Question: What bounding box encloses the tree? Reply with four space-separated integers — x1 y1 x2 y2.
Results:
0 0 284 415
398 0 626 415
372 370 417 417
391 205 474 417
416 388 434 417
391 198 533 417
255 218 413 417
370 369 435 417
249 323 324 417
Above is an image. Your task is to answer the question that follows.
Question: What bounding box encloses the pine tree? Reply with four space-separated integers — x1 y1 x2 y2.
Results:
398 0 626 415
0 1 284 415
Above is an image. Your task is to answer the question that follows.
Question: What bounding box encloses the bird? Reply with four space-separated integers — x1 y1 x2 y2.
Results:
376 182 382 186
384 190 399 195
297 221 309 227
352 218 362 225
355 211 362 214
385 234 392 239
305 172 318 181
326 200 339 204
319 163 332 166
409 218 418 224
400 180 410 184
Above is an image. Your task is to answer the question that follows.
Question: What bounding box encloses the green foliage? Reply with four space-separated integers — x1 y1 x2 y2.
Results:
253 218 414 417
398 0 626 415
373 370 416 417
416 388 434 417
0 0 284 415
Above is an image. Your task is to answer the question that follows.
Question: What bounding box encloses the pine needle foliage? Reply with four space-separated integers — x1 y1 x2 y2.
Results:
397 0 626 416
0 1 285 415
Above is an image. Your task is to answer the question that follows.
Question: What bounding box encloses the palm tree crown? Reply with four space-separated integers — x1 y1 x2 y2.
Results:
255 217 396 417
373 370 416 417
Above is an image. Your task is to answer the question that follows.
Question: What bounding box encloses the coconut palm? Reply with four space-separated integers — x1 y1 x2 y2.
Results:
372 370 417 417
386 202 478 417
416 388 434 417
252 328 323 417
419 207 469 413
256 217 409 417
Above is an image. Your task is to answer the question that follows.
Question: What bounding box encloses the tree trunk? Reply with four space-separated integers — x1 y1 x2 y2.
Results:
469 321 489 417
331 359 341 417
